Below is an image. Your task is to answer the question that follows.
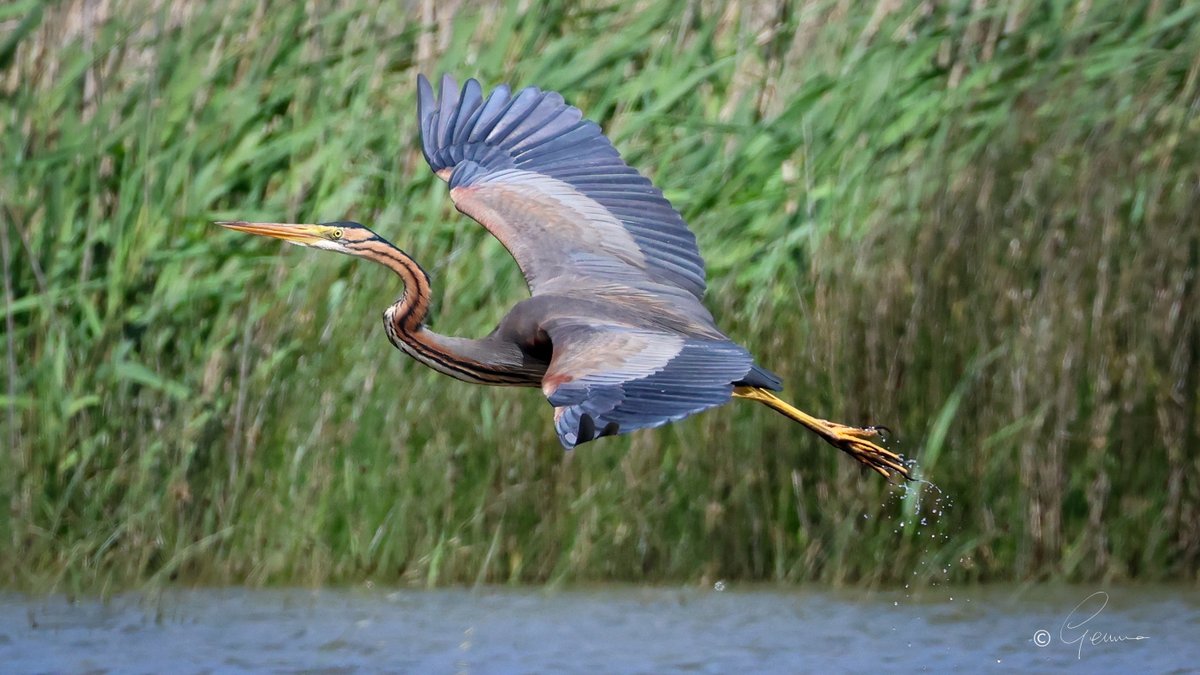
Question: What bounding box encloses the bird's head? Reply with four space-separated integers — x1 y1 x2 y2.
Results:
216 220 377 255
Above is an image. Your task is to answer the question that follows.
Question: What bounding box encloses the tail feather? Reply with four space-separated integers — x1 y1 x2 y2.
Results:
737 364 782 391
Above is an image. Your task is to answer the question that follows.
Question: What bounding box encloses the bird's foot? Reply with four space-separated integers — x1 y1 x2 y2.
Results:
816 421 912 481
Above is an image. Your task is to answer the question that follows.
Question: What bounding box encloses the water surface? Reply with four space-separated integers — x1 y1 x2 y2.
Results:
1 585 1195 673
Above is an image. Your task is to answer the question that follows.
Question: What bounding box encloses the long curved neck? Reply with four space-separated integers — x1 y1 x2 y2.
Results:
367 240 433 333
348 236 539 386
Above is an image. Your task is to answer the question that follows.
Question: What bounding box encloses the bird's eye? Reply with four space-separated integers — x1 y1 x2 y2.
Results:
331 228 344 240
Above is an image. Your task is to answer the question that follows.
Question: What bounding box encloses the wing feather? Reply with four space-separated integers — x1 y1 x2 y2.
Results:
450 78 484 142
466 85 514 144
540 319 755 448
417 74 707 299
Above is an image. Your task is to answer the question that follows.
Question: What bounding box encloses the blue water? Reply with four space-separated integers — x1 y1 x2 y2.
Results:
1 585 1196 673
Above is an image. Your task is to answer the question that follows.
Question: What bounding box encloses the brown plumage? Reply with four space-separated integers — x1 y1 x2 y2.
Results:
217 74 911 480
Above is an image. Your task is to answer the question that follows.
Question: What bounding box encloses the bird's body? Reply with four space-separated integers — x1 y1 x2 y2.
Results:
219 75 910 479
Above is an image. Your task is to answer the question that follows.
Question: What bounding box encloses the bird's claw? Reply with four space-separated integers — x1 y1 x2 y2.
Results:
819 422 912 481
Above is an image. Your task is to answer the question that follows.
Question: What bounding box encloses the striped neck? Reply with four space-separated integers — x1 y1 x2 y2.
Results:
340 235 433 330
349 235 533 386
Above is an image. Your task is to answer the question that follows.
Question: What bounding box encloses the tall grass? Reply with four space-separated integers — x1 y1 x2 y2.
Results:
2 0 1197 592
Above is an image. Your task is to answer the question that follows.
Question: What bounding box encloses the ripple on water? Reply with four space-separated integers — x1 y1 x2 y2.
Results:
0 585 1194 672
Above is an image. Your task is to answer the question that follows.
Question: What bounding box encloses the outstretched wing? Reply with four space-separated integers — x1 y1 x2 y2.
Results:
417 74 707 299
539 317 756 448
416 75 779 446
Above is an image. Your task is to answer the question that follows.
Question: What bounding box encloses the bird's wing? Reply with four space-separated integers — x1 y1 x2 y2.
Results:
416 74 707 299
538 317 754 448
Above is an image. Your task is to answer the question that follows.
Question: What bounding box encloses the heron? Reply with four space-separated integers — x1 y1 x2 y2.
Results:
218 74 911 480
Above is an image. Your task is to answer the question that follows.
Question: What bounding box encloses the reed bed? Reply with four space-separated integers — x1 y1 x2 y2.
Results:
2 0 1197 592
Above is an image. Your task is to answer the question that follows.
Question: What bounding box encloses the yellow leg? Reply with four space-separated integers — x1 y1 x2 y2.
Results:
734 386 911 481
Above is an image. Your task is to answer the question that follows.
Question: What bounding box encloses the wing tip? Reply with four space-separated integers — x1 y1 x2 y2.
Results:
417 74 436 163
554 409 621 450
416 73 434 114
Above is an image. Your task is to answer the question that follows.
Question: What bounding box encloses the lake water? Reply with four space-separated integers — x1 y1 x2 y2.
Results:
0 585 1195 673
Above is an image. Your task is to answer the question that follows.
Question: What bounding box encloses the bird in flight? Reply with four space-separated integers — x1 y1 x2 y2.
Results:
219 75 911 480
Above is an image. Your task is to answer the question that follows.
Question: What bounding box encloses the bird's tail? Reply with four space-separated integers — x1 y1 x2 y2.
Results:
732 386 912 480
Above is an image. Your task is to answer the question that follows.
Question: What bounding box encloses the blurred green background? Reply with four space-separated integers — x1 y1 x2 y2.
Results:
2 0 1197 593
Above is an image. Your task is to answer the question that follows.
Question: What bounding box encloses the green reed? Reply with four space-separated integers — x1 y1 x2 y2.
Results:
1 0 1197 593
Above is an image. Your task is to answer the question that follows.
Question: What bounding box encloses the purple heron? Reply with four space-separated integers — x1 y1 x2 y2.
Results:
219 75 911 480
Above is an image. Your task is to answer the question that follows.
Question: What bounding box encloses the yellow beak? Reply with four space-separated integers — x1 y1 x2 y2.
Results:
215 221 332 245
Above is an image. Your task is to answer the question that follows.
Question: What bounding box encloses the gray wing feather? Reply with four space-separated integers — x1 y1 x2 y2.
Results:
417 74 707 299
542 320 755 448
